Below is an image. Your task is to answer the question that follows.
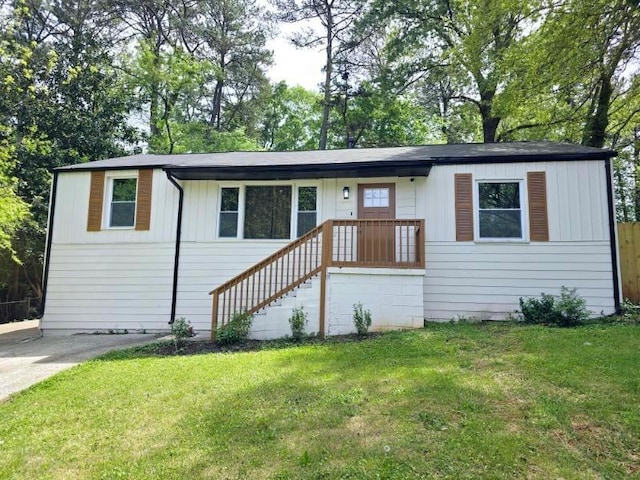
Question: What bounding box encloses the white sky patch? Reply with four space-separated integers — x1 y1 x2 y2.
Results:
265 17 325 92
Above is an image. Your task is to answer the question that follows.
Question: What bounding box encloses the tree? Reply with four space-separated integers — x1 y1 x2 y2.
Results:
271 0 364 149
260 82 322 151
0 130 29 263
536 0 640 148
0 0 140 302
362 0 545 143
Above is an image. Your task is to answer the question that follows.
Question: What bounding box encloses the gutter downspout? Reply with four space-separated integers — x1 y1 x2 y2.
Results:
604 158 621 313
166 170 184 324
40 171 59 318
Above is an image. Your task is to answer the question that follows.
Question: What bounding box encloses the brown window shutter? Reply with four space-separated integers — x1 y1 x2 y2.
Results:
87 171 105 231
455 173 474 241
135 169 153 231
527 171 549 241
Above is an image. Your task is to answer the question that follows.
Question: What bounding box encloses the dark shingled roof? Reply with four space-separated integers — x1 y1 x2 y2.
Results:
54 142 616 180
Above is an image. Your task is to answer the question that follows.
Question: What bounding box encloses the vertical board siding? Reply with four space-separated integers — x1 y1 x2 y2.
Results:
135 169 153 231
454 173 474 241
54 170 178 244
86 171 105 231
618 222 640 303
527 171 549 241
426 161 609 242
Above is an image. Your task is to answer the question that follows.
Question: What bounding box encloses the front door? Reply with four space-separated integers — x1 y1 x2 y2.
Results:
358 183 396 264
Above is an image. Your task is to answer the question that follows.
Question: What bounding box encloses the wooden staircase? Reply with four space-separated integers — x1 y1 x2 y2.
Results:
209 219 425 339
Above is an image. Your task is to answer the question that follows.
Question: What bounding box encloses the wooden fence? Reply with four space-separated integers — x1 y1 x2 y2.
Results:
618 223 640 303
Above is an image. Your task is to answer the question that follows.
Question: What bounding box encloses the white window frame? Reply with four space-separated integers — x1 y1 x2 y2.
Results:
216 181 321 240
218 186 240 238
474 179 527 242
104 171 138 229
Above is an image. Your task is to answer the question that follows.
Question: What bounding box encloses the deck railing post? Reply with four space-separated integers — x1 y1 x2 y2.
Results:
318 220 333 338
211 291 219 341
417 219 426 267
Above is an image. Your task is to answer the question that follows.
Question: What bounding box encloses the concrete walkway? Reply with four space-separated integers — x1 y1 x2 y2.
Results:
0 320 161 402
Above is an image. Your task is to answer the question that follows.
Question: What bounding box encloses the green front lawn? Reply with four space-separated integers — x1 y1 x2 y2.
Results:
1 324 639 479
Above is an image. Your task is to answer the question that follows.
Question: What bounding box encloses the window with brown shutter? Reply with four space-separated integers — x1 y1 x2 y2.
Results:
527 171 549 241
87 169 153 231
87 171 105 231
135 169 153 231
455 173 474 241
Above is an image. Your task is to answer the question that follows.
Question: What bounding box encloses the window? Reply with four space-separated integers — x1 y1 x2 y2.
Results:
363 187 389 207
477 181 523 239
219 188 239 237
109 177 137 227
217 184 318 240
297 186 317 236
244 186 292 239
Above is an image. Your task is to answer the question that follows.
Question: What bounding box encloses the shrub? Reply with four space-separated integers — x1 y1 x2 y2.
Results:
518 287 589 327
353 302 372 335
289 306 308 341
216 311 253 345
518 293 558 325
555 287 590 326
171 317 193 351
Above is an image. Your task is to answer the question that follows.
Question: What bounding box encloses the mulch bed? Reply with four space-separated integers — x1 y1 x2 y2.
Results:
144 332 384 357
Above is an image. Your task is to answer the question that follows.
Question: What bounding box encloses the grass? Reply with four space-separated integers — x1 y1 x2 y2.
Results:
0 323 639 479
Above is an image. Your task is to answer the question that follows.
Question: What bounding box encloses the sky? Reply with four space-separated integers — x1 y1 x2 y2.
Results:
265 23 325 92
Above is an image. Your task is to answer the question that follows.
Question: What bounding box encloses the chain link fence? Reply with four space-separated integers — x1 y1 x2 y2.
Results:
0 297 41 324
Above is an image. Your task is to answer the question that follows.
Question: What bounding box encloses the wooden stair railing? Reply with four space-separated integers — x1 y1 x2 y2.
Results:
209 223 325 339
209 219 425 340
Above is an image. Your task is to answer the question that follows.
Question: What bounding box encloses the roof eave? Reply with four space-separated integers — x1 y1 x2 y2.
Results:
164 161 433 180
432 150 616 165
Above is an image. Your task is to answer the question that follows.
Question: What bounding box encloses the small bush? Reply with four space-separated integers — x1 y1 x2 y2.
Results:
518 287 589 327
519 293 558 325
353 302 372 335
171 317 193 351
216 311 253 345
289 306 308 341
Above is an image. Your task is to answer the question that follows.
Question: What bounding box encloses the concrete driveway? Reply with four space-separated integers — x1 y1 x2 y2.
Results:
0 320 161 401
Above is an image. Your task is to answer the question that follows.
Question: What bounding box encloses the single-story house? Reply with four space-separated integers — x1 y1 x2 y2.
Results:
40 142 620 338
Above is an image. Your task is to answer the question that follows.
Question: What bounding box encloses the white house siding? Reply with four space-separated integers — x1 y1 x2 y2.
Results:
42 243 175 332
423 160 616 320
42 170 179 332
174 177 417 331
42 161 616 334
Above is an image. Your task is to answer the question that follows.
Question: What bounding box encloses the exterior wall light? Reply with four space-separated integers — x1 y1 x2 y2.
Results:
343 186 350 200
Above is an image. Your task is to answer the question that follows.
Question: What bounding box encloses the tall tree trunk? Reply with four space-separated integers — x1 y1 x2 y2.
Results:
479 90 500 143
319 6 333 150
583 74 613 148
211 80 224 131
148 36 163 143
634 130 640 221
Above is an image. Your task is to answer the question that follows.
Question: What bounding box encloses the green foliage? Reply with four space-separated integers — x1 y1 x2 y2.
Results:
261 82 322 151
288 306 308 341
353 302 372 335
171 317 193 349
619 299 640 324
216 311 253 345
0 132 29 262
518 287 590 327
